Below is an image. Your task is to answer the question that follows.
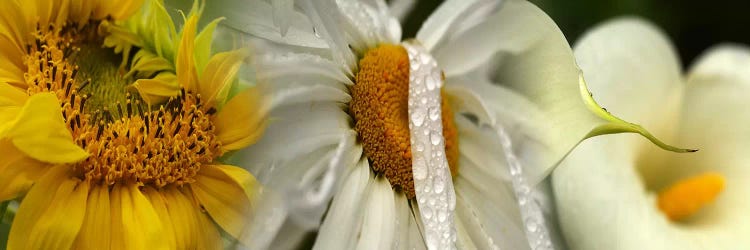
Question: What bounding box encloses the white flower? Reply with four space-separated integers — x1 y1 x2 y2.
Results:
553 18 750 250
204 0 688 249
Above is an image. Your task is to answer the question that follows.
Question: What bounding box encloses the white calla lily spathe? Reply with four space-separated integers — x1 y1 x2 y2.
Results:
553 18 750 250
200 0 688 249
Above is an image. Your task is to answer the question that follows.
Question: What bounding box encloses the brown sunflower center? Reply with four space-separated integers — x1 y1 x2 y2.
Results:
349 44 459 198
23 23 222 187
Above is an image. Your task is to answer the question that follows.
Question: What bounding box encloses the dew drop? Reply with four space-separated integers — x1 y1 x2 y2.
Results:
435 178 445 193
430 132 442 145
526 217 538 233
423 206 433 219
413 158 427 180
425 74 436 90
411 109 425 126
438 210 447 222
428 107 440 121
415 142 425 152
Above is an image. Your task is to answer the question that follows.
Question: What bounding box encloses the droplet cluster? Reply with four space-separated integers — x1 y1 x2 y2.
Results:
349 44 458 198
404 42 456 250
496 127 554 250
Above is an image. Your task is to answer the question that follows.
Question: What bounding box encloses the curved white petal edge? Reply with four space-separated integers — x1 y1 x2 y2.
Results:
403 41 457 250
496 127 553 250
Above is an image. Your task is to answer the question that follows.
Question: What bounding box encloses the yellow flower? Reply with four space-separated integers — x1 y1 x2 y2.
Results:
0 0 266 249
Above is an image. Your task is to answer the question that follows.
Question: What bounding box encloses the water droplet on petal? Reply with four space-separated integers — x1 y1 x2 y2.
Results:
411 109 425 126
428 107 440 121
526 217 538 233
413 158 427 180
430 132 442 145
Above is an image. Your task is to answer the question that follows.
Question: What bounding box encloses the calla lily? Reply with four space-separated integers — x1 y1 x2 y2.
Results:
553 18 750 249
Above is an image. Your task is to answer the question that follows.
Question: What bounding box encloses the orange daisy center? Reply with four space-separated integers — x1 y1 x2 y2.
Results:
349 44 459 198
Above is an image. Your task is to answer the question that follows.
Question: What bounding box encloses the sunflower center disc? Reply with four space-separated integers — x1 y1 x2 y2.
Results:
23 23 223 187
349 44 459 198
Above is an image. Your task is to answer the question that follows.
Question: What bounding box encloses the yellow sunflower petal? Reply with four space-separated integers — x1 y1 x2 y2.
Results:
0 82 27 106
194 17 224 72
109 0 145 20
69 0 94 27
110 184 167 250
192 164 258 243
142 187 177 250
0 58 25 87
4 93 89 163
8 166 89 250
50 0 70 29
0 1 28 51
214 87 267 151
0 106 20 134
162 187 221 250
73 184 111 250
130 72 180 105
199 49 248 106
0 140 47 201
177 14 200 92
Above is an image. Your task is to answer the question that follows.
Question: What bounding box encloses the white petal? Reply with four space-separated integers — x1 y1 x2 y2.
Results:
453 118 531 250
574 18 684 141
683 45 750 161
433 0 553 76
272 0 294 36
393 193 427 250
388 0 417 23
258 52 353 86
298 0 358 70
355 176 397 250
314 160 372 250
415 0 498 51
553 37 750 250
208 0 328 48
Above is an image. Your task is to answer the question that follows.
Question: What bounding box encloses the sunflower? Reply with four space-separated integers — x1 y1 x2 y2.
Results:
0 0 266 249
210 0 689 249
553 18 750 250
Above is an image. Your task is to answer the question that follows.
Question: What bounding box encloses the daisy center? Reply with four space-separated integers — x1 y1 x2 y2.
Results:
657 172 725 221
24 23 223 187
349 44 458 198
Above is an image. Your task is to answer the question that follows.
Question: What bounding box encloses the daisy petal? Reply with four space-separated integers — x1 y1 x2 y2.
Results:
8 166 88 250
355 176 397 249
205 0 327 49
215 87 267 151
192 164 258 244
110 184 167 250
0 140 46 201
416 0 495 51
73 185 111 250
314 161 371 250
4 93 89 164
393 192 427 249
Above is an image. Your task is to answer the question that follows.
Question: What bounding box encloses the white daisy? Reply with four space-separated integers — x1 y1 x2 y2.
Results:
553 18 750 249
205 0 688 249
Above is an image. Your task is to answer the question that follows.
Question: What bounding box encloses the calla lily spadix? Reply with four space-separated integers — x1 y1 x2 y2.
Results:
199 0 692 249
553 18 750 250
